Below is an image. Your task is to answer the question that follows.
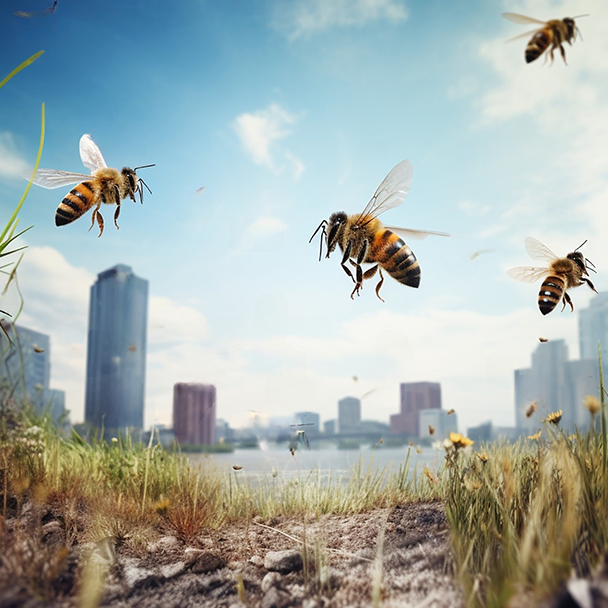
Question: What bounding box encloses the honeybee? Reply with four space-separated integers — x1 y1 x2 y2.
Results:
507 237 598 315
502 12 588 64
309 160 449 301
30 134 154 237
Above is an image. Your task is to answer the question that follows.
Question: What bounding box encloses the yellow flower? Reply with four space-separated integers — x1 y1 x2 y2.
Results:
583 395 601 416
463 475 482 492
528 430 542 441
153 498 170 516
545 410 563 425
476 451 489 464
449 432 474 449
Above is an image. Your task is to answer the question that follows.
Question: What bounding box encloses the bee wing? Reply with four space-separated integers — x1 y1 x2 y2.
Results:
524 236 559 262
29 168 92 189
355 160 413 225
505 29 542 43
79 134 107 171
384 226 450 241
502 13 547 25
507 266 549 284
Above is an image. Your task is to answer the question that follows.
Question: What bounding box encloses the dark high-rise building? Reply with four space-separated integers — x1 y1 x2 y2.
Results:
173 383 216 445
85 265 148 436
390 382 441 436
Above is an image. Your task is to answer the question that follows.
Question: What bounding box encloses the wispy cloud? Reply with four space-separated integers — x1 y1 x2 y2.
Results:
234 103 305 180
0 132 31 179
248 216 288 238
271 0 408 40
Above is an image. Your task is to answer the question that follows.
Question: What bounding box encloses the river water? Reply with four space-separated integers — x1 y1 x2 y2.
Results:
187 444 443 485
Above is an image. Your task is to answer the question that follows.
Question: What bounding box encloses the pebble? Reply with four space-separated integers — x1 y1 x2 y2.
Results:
264 549 302 574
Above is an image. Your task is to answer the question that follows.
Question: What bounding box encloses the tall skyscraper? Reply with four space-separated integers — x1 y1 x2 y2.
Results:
514 340 599 432
85 264 148 436
419 408 457 439
390 382 441 436
0 323 50 411
579 293 608 360
173 383 216 445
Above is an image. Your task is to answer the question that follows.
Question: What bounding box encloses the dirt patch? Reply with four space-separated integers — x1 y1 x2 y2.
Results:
0 500 464 607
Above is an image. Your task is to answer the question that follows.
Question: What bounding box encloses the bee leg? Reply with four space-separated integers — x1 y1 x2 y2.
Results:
559 43 568 65
584 278 598 293
95 209 105 238
340 241 356 283
114 201 121 230
562 292 574 313
349 240 370 299
373 267 385 303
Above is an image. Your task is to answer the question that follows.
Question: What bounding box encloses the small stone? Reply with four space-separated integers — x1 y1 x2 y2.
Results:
261 571 283 593
249 555 264 567
191 552 226 574
40 520 63 544
264 549 302 574
260 587 293 608
148 535 179 552
160 561 186 579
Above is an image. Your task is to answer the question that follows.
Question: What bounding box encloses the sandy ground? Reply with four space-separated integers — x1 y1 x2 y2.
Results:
0 500 464 608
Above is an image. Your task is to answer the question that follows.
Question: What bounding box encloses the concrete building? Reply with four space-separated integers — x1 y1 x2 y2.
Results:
85 265 148 437
338 397 361 433
514 340 601 433
419 408 458 439
324 419 336 435
390 382 441 437
579 292 608 361
295 411 321 436
173 383 216 445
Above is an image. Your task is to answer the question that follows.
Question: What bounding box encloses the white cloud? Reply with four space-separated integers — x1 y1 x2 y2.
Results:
271 0 408 40
247 216 288 238
234 104 304 180
0 132 31 179
458 200 491 217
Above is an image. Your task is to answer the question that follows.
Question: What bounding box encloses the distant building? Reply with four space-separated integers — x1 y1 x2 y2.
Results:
215 418 233 443
324 419 336 435
467 422 519 443
295 411 320 437
85 265 148 438
419 409 457 439
48 389 67 422
579 293 608 360
173 383 216 445
514 340 601 433
390 382 441 437
338 397 361 433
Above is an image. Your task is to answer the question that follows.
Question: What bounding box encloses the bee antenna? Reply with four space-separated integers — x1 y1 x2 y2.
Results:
574 239 588 252
572 14 590 19
133 164 156 171
309 219 327 244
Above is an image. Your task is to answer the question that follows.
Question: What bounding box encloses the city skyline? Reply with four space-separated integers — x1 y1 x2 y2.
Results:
2 0 608 433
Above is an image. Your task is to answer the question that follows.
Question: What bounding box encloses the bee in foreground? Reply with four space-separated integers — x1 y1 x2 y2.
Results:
502 12 588 64
309 160 449 301
507 237 597 315
30 134 154 237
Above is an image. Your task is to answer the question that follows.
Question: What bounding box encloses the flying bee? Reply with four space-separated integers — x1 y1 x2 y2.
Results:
502 12 588 64
309 160 449 301
29 134 154 237
507 237 598 315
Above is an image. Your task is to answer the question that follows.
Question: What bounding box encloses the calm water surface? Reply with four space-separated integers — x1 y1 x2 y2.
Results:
187 444 442 485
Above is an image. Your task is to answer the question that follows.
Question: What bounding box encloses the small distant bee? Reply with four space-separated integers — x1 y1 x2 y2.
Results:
309 160 449 301
30 134 154 237
447 409 455 416
539 337 549 343
33 345 45 353
507 237 597 315
526 402 537 418
428 425 435 436
502 12 588 64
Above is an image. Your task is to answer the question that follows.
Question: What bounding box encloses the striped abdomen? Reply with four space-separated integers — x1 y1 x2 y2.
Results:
56 181 98 226
526 29 552 63
371 229 420 288
538 275 565 315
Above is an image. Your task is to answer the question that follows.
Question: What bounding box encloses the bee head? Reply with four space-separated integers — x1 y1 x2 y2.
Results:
326 212 348 257
564 17 576 37
126 164 155 203
121 167 137 193
569 239 596 275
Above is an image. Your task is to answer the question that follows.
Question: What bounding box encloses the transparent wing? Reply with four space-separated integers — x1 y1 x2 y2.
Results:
505 29 541 43
29 168 91 189
355 160 413 225
384 226 450 241
507 266 549 284
502 13 547 25
79 134 107 171
525 236 559 262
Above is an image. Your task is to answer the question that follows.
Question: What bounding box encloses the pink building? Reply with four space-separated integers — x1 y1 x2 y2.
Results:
173 383 216 445
390 382 441 436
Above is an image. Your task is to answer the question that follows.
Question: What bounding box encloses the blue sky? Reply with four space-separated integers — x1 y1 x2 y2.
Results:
1 0 607 433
